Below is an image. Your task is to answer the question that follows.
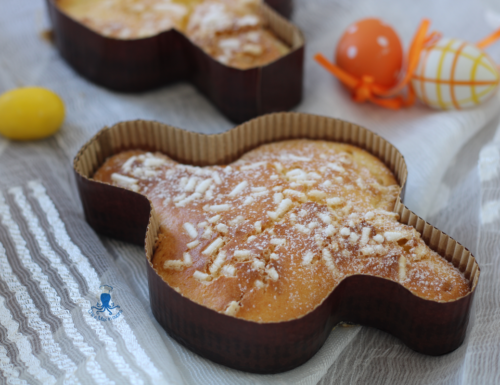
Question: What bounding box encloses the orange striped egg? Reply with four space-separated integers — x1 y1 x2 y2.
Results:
411 38 499 110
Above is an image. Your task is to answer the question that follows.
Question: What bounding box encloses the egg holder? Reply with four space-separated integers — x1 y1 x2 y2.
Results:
45 0 303 123
73 113 479 373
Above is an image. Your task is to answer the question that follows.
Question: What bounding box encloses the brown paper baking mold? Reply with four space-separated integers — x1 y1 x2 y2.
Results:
45 0 303 123
73 113 479 373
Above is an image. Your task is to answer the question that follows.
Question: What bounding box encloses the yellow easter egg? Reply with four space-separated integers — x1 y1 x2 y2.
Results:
411 38 500 110
0 87 65 140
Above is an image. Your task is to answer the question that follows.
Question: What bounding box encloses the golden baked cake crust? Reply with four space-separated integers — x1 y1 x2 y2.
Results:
55 0 289 69
93 139 470 322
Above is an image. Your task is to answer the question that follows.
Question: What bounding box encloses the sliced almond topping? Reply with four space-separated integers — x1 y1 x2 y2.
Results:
360 227 371 245
288 154 311 162
327 197 342 206
228 181 248 197
373 234 384 243
221 265 236 277
185 176 197 192
327 163 345 173
283 189 307 202
111 173 139 192
318 213 331 225
302 251 315 265
268 198 293 220
349 232 359 243
356 178 366 189
229 216 245 226
308 221 319 229
360 246 374 256
143 157 165 168
322 248 338 273
183 222 198 239
121 156 137 172
398 256 407 281
234 249 252 259
183 252 192 266
273 192 284 204
241 162 267 170
193 271 210 282
187 240 200 249
195 179 212 194
294 224 311 234
266 267 279 281
324 225 336 237
270 238 286 246
202 227 213 239
173 193 186 202
384 231 406 242
175 192 202 207
340 227 351 237
202 237 224 255
252 260 265 270
216 223 228 234
164 260 184 270
209 251 227 274
286 169 307 180
243 196 254 205
208 214 221 223
225 301 241 316
207 204 231 212
212 172 222 184
242 43 263 55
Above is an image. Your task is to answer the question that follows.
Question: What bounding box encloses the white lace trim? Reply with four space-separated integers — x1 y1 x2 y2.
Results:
10 187 114 385
0 289 53 384
0 193 80 384
28 181 165 383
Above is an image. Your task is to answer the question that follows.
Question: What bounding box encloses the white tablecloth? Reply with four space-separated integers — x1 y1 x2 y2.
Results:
1 0 500 384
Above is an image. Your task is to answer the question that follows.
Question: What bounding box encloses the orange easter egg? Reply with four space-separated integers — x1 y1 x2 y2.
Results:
336 18 403 88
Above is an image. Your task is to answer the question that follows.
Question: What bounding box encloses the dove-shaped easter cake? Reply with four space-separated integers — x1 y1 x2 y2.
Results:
56 0 290 70
46 0 303 122
74 113 479 373
94 140 470 322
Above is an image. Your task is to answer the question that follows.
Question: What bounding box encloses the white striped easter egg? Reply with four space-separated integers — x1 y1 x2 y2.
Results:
411 38 499 110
